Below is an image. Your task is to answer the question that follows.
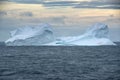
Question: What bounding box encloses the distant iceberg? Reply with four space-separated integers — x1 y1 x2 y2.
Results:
5 23 116 46
5 23 55 46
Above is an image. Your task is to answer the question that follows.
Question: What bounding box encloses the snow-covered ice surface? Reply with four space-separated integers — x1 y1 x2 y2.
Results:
46 23 116 46
5 23 116 46
5 23 55 46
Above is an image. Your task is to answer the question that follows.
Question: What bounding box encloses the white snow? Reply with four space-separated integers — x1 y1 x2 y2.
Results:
5 23 116 46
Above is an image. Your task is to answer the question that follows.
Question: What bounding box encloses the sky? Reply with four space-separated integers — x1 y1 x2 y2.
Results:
0 0 120 41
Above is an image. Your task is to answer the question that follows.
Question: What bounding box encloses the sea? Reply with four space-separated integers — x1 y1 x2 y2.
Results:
0 42 120 80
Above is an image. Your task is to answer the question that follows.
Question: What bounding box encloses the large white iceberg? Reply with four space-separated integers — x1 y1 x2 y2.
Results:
46 23 116 46
5 23 55 46
5 23 116 46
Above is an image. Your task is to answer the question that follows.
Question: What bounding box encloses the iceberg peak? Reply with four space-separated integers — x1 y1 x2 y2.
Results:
85 23 109 38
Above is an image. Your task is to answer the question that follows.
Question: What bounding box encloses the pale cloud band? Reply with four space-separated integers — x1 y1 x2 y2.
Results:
0 0 120 9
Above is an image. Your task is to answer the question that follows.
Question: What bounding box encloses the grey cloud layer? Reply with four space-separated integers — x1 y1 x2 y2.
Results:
8 0 43 4
43 1 78 7
0 10 33 17
0 0 120 9
74 0 120 9
19 12 33 17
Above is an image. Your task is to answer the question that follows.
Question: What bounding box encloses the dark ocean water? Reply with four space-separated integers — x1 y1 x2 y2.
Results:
0 45 120 80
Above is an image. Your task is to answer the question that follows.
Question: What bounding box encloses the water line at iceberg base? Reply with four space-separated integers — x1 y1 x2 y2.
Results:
5 23 116 46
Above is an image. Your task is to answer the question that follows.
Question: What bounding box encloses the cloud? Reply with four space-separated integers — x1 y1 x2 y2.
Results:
1 0 119 9
19 12 33 17
42 1 79 7
0 11 7 16
0 0 8 1
103 0 120 4
6 0 44 4
74 0 120 9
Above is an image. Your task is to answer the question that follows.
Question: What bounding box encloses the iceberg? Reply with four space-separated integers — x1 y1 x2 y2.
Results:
5 23 55 46
5 23 116 46
46 23 116 46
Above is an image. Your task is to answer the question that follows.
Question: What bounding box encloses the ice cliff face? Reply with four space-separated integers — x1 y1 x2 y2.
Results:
5 23 55 46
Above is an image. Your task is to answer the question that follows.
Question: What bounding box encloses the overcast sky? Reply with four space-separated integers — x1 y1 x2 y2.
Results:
0 0 120 9
0 0 120 41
